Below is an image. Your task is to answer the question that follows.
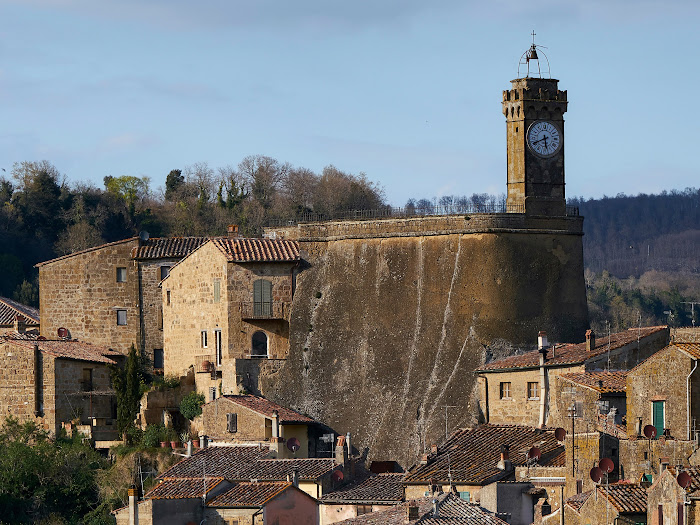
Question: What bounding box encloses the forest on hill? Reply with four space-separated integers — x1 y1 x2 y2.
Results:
1 158 698 333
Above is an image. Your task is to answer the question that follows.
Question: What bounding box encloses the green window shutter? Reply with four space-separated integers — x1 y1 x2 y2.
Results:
652 401 665 438
253 279 272 316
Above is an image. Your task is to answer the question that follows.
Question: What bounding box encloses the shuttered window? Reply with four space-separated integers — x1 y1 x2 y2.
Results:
227 413 237 433
253 279 272 316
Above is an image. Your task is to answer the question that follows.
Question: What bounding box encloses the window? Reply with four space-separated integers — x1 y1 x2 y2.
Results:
166 290 171 305
201 330 208 348
158 306 163 330
160 266 171 280
215 330 222 367
652 400 665 439
116 267 127 282
500 382 511 399
154 349 164 370
227 413 237 433
251 331 268 358
213 280 220 303
253 279 272 316
116 309 127 325
82 368 93 392
527 382 539 399
357 505 372 516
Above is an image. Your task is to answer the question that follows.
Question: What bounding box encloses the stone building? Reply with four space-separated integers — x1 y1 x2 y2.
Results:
477 327 669 428
320 473 404 524
557 483 647 525
36 235 208 368
0 337 121 436
402 424 564 508
0 296 39 332
646 467 700 525
200 394 323 458
161 236 299 398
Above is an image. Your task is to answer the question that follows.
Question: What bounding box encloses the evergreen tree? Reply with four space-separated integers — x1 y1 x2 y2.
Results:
111 344 141 437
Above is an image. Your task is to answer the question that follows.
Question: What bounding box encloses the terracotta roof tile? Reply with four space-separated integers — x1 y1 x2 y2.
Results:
404 425 564 485
146 477 224 499
599 483 647 513
561 370 628 393
207 481 292 507
159 445 337 481
0 297 40 326
131 237 209 259
479 327 668 371
566 490 591 512
322 473 404 503
4 339 120 364
335 493 508 524
672 343 700 360
212 237 299 262
218 395 315 424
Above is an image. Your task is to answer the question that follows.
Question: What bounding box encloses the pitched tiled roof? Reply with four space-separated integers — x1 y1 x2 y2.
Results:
1 329 41 340
145 477 225 499
663 467 700 496
561 370 628 393
0 297 40 326
212 237 299 262
404 425 564 485
207 481 292 507
599 483 647 513
322 473 404 503
35 237 137 267
672 343 700 360
335 493 508 524
159 445 337 481
218 395 315 424
542 449 566 467
5 339 120 364
565 490 591 512
479 327 668 371
131 237 209 260
159 445 270 479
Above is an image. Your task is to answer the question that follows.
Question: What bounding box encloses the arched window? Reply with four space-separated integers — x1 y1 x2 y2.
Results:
253 279 272 317
251 331 268 358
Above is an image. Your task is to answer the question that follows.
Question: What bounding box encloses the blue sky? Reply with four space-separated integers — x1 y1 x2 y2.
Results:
1 1 698 206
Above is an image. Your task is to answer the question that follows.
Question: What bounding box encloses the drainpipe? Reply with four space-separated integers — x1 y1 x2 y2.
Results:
480 375 490 423
538 332 548 428
34 344 42 417
688 359 698 440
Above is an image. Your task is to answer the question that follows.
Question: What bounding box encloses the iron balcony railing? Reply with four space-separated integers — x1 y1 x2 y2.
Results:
267 203 579 226
240 301 289 320
194 354 217 374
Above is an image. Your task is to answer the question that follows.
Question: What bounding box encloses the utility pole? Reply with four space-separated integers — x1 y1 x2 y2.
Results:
682 301 700 327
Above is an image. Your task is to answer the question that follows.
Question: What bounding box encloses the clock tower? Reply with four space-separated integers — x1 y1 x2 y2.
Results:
503 42 567 216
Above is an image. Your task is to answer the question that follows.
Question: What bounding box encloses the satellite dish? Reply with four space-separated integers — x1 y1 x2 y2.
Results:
139 231 150 242
331 470 344 483
599 458 614 474
528 446 541 461
643 425 658 439
57 327 68 338
286 437 301 453
677 472 692 489
590 466 603 483
555 427 567 441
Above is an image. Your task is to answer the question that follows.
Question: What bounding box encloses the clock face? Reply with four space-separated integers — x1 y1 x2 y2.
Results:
527 121 561 157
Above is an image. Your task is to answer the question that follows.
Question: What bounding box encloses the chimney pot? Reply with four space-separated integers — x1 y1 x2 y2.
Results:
538 331 548 350
430 444 438 455
13 314 26 334
586 329 595 352
227 224 239 238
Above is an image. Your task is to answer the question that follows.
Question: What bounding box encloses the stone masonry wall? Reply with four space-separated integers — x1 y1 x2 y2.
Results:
39 238 140 355
54 358 113 433
626 346 700 439
201 397 268 441
619 437 696 484
263 213 589 467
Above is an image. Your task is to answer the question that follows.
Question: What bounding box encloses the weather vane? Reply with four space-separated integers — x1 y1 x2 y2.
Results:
518 31 551 79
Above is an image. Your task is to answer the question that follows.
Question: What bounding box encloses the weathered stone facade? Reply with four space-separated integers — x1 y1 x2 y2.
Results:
0 340 116 435
162 239 297 398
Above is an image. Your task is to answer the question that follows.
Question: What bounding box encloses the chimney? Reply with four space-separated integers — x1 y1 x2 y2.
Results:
272 410 280 439
430 444 438 455
586 330 595 352
406 502 420 521
497 444 512 470
200 434 208 448
13 314 26 334
538 331 548 350
432 498 439 518
335 435 348 466
227 224 239 238
346 432 352 458
292 466 299 487
128 486 139 525
637 417 643 437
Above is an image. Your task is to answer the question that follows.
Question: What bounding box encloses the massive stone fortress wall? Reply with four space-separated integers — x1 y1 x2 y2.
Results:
262 213 589 466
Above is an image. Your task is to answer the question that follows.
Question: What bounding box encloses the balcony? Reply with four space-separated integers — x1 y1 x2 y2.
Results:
194 354 218 374
240 301 289 321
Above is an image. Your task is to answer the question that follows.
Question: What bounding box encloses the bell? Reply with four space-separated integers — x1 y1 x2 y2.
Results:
527 44 538 61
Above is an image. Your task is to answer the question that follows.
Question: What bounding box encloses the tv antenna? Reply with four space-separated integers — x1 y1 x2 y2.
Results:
518 31 551 78
682 302 700 327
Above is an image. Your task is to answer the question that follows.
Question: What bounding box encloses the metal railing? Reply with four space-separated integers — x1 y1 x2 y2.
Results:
240 301 289 320
267 203 579 226
194 354 216 374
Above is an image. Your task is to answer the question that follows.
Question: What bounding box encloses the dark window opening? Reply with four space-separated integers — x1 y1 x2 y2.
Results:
81 368 93 392
160 266 171 280
227 413 237 433
251 331 268 358
116 309 127 326
116 267 127 282
154 349 164 370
